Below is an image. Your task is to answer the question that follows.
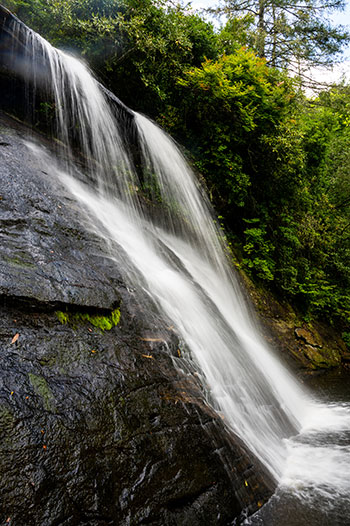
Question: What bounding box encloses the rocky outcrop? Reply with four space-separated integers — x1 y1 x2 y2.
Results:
239 271 347 372
0 112 273 525
294 328 323 348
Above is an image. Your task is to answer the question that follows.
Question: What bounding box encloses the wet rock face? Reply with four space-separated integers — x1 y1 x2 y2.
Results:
0 113 273 525
240 270 346 372
293 327 341 369
0 117 123 308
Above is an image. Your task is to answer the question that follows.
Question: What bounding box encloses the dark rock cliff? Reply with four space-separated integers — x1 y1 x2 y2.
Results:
0 112 273 525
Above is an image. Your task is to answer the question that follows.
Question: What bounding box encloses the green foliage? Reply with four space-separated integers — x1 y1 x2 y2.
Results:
56 311 70 325
342 332 350 349
164 50 295 212
217 15 255 54
56 308 121 331
162 45 350 326
243 220 275 281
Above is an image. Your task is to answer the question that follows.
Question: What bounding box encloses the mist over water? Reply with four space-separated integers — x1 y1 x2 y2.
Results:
6 12 350 522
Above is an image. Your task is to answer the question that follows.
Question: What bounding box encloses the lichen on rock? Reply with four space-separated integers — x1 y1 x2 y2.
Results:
28 373 56 411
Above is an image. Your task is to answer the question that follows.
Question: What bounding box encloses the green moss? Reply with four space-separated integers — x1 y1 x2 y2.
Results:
111 308 121 326
28 373 55 412
56 311 70 325
39 356 57 367
4 254 36 268
303 345 341 369
55 308 121 331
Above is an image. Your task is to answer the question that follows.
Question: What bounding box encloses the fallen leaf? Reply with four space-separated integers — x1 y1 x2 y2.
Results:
11 333 19 344
142 354 153 359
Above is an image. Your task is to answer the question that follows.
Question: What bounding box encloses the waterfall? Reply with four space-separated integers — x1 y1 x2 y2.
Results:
1 8 312 484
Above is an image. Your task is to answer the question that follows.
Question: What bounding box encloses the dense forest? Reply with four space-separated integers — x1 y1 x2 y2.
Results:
4 0 350 338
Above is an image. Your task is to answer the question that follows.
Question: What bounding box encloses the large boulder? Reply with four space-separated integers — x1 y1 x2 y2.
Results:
0 112 273 525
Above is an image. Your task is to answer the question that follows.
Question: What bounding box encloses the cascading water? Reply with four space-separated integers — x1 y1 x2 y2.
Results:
3 8 350 524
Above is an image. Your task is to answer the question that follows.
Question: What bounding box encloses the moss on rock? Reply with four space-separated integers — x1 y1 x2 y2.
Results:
56 308 121 331
302 345 341 369
28 373 55 411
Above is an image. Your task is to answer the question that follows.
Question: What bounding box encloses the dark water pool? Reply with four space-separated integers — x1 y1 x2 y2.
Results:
244 369 350 526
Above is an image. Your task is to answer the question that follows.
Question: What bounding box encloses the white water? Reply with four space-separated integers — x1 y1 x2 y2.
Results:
8 14 350 518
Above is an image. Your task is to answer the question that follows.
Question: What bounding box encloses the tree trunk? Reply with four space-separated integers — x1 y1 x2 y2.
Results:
256 0 266 57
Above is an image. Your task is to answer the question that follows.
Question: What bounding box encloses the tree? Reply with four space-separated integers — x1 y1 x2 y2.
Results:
212 0 349 74
162 50 300 234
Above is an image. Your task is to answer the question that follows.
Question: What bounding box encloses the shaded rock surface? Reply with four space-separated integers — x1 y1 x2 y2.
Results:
294 328 323 348
0 112 273 525
238 271 346 373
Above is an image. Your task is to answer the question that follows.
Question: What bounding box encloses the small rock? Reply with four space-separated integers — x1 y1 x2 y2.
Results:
303 344 341 368
295 327 323 348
